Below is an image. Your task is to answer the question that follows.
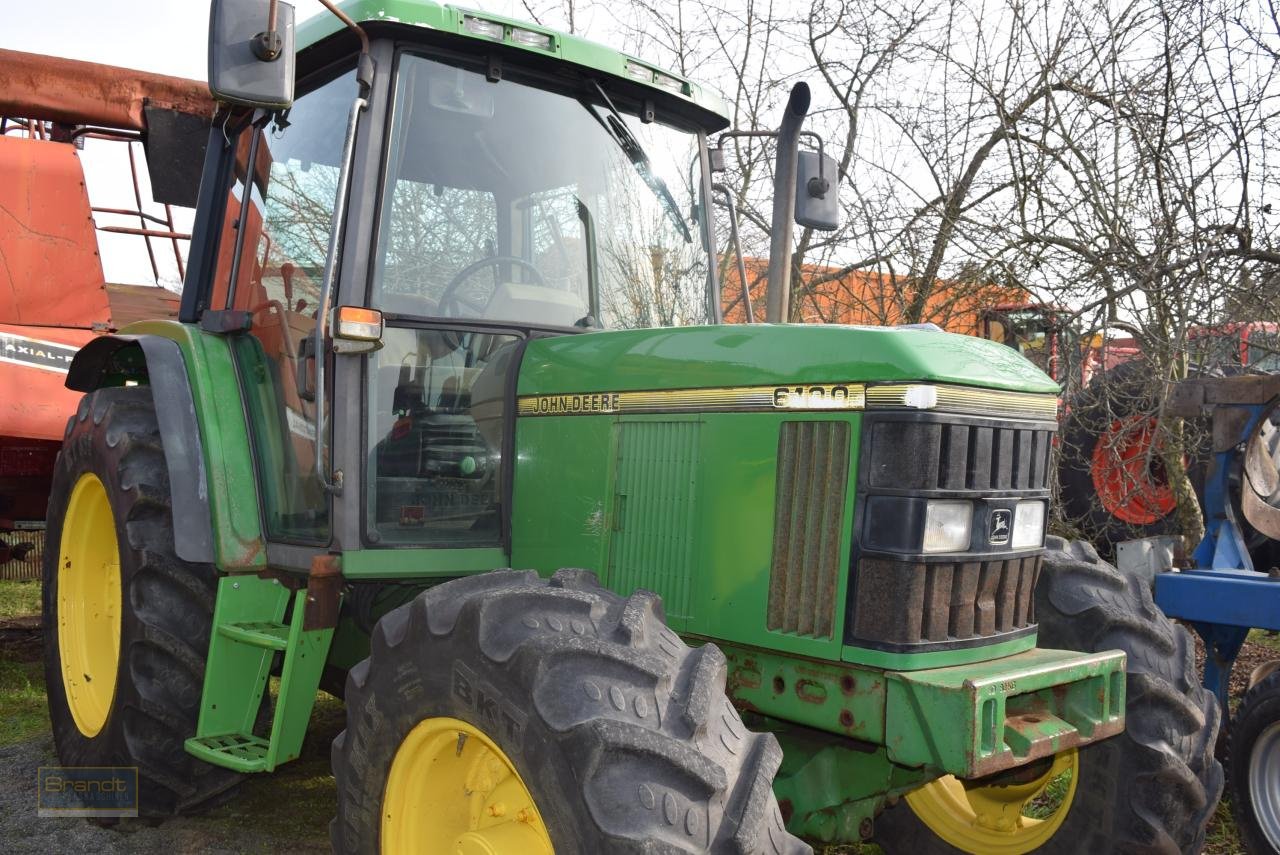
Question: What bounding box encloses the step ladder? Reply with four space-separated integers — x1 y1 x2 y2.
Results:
185 575 336 773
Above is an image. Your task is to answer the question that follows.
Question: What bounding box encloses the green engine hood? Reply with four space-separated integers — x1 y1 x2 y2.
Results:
517 324 1059 395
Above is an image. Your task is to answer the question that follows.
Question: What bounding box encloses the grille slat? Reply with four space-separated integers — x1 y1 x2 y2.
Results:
849 556 1042 646
767 421 850 639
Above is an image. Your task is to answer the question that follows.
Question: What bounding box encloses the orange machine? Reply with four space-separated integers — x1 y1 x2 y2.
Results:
0 49 211 558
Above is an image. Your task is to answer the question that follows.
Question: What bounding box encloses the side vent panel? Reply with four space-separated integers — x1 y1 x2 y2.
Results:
609 421 700 620
767 421 850 638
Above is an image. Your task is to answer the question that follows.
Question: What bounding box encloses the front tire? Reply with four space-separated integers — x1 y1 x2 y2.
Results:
331 568 810 854
43 387 240 815
1227 670 1280 854
875 537 1222 854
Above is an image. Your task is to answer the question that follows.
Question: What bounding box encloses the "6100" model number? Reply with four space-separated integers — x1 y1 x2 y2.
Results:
772 385 862 410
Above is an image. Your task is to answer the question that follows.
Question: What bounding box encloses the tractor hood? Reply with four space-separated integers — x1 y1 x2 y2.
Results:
517 324 1059 396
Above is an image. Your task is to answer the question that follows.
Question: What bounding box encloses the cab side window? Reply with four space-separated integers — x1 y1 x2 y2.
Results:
366 327 518 546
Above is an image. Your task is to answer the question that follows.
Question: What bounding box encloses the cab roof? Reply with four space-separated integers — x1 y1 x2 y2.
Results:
296 1 731 130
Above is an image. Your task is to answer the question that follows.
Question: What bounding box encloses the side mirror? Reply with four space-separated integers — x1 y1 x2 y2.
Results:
209 0 297 109
795 150 840 231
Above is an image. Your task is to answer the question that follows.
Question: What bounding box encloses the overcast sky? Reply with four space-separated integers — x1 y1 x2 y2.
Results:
0 0 567 286
0 0 572 79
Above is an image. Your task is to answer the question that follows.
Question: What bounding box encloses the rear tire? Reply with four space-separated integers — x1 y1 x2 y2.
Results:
43 387 241 815
1227 670 1280 854
875 537 1222 854
331 568 810 854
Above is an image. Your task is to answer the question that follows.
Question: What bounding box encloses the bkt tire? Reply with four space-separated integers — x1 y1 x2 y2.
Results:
331 568 810 854
43 387 241 815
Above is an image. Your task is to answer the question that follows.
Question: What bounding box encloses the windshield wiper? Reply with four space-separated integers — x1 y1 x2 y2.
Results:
581 81 692 244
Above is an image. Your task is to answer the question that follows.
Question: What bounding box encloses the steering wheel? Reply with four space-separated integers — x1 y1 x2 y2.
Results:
437 255 547 318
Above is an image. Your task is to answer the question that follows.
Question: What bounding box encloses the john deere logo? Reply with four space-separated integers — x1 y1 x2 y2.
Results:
989 510 1012 546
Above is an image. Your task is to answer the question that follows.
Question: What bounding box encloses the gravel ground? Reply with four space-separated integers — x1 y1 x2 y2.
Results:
0 737 282 855
0 615 332 854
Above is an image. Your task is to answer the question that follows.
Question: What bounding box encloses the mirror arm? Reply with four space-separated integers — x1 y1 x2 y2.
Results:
317 0 371 62
712 183 753 323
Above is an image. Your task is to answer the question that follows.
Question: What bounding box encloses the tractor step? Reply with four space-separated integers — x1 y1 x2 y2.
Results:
186 575 337 774
185 733 273 773
218 620 290 650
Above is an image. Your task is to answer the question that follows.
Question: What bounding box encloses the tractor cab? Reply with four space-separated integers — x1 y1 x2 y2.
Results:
190 3 731 557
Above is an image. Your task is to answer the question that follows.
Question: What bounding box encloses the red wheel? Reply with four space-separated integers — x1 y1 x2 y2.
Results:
1089 415 1178 525
1059 363 1207 556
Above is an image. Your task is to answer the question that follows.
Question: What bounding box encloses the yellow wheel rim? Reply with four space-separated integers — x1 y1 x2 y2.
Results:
381 716 555 855
56 472 122 738
905 749 1078 855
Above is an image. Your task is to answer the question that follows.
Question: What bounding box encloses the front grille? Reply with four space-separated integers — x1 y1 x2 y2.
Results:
848 555 1041 648
864 420 1054 492
767 421 850 638
846 411 1055 652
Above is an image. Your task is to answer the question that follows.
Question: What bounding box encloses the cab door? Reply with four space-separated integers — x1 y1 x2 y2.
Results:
215 67 359 553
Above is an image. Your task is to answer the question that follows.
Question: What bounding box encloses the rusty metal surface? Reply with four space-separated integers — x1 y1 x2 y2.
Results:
303 554 344 631
0 136 111 328
1167 373 1280 417
0 49 213 132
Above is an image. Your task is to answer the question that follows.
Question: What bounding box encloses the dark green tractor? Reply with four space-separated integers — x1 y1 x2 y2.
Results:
43 1 1219 852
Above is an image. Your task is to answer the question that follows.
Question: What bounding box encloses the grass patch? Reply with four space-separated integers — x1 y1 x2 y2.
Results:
1249 628 1280 654
0 656 47 747
1205 794 1246 855
0 580 41 620
1025 766 1073 819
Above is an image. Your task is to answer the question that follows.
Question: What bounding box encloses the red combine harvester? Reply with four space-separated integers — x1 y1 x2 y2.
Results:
0 50 211 576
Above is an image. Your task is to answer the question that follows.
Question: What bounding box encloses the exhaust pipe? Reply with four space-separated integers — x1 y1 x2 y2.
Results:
765 82 810 324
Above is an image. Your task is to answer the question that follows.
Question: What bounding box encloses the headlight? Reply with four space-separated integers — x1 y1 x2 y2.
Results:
1012 500 1046 548
923 500 972 553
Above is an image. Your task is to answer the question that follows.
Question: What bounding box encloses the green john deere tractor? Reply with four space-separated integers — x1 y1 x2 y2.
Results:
43 1 1221 852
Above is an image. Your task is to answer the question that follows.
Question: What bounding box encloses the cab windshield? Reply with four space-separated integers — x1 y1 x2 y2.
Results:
372 52 714 329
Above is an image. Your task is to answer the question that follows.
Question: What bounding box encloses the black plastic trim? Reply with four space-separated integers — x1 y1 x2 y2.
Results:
844 408 1051 652
178 111 242 323
859 494 1047 560
66 335 214 564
